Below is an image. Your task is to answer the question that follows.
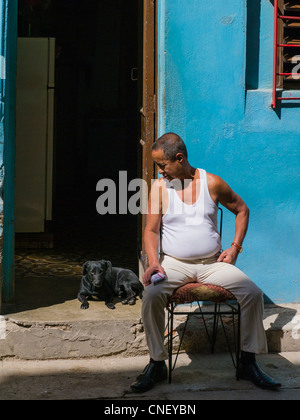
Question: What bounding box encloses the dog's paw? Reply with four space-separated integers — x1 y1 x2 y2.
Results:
80 302 89 310
128 298 136 306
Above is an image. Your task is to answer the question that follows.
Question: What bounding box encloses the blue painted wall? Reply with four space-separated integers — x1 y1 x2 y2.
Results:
0 0 17 305
157 0 300 303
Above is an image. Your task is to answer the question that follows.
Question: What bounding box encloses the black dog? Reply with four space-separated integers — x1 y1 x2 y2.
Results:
78 260 144 310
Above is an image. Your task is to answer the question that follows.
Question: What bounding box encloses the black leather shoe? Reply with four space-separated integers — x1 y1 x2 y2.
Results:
131 359 168 393
240 361 281 390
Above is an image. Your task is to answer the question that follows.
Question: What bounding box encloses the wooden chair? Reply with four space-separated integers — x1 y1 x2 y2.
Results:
165 208 241 383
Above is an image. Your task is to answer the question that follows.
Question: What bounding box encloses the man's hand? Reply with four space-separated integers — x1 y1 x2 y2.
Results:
217 246 239 265
143 264 166 287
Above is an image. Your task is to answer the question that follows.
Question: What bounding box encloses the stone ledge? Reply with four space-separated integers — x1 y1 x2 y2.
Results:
0 302 299 360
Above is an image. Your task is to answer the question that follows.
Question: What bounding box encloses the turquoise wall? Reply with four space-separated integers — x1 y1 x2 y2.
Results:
157 0 300 303
0 0 17 304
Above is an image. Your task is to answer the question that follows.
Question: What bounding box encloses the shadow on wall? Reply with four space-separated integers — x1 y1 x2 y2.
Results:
246 0 261 90
169 296 298 355
263 300 298 352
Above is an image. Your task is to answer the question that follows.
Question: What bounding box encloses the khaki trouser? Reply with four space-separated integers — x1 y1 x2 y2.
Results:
142 254 268 361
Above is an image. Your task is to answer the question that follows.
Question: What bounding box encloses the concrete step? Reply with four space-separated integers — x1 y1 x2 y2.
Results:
1 301 300 360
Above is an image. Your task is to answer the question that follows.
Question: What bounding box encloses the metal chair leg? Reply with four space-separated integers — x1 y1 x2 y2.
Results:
168 305 192 384
236 303 241 380
168 305 174 384
211 303 219 354
166 300 241 383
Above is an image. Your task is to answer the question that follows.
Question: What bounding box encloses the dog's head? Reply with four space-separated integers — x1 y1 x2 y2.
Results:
82 260 112 287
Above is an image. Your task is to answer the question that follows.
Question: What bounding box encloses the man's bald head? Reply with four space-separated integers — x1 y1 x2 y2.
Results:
151 133 188 161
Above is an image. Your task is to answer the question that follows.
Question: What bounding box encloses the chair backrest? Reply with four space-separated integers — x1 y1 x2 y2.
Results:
218 206 223 240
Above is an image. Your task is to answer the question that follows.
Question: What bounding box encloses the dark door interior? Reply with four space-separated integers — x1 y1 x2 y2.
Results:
14 0 142 294
51 0 140 258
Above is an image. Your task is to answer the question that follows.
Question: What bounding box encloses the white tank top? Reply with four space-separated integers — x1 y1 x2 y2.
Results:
161 169 221 260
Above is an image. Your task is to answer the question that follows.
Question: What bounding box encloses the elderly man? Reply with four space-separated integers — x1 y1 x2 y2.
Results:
131 132 281 393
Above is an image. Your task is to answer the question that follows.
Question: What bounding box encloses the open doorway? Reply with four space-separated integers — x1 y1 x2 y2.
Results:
13 0 144 308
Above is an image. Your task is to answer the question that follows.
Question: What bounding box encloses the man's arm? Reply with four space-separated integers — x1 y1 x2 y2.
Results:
208 174 250 265
143 180 166 286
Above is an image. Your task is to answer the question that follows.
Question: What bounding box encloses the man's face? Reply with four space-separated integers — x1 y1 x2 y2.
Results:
152 149 182 181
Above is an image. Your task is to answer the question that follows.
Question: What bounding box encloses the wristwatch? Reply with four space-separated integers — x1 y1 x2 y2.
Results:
231 242 243 253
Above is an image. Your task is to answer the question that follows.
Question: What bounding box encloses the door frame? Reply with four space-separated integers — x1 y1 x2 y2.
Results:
138 0 157 276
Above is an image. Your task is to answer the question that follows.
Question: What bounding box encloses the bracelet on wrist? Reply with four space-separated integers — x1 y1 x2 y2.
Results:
231 242 243 253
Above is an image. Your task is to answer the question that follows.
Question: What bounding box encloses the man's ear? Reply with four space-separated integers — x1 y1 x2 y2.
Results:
176 153 184 163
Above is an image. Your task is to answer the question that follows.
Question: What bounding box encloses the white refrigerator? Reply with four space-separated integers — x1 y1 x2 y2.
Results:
15 37 55 233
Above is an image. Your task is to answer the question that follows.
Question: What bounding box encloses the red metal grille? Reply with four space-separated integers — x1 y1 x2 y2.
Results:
272 0 300 108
